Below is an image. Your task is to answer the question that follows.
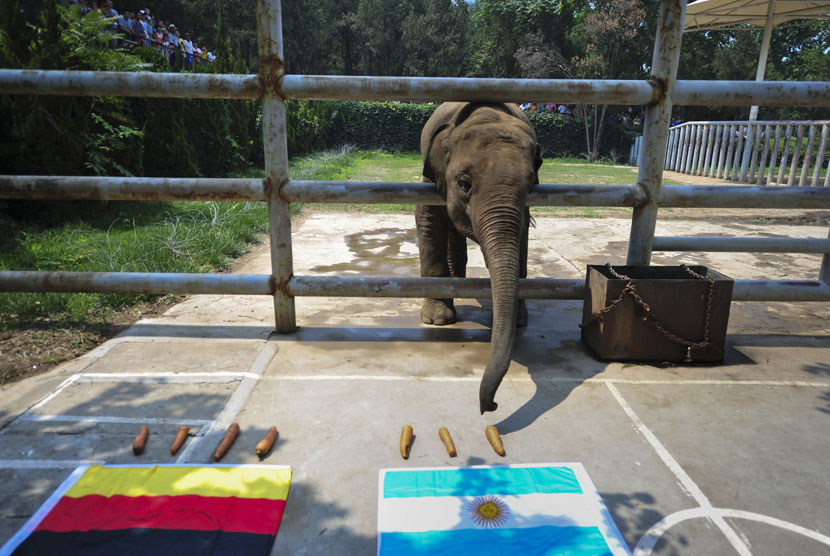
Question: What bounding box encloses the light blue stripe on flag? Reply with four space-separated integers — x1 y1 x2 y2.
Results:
379 525 613 556
383 466 582 498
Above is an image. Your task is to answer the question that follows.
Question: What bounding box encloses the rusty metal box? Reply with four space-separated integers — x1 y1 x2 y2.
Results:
580 265 733 363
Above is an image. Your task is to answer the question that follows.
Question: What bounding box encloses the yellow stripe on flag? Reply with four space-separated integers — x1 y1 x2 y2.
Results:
65 466 291 500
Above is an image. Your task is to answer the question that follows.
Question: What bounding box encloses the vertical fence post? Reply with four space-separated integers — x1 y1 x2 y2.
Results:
717 124 729 178
756 123 772 185
665 129 675 169
706 125 723 177
703 124 715 176
777 124 792 185
821 228 830 285
676 124 689 173
748 123 762 182
732 126 745 181
800 125 817 186
788 125 804 186
627 0 684 265
825 146 830 188
671 126 682 170
258 0 296 333
811 124 828 187
723 125 736 179
691 124 703 175
685 125 696 173
768 124 782 184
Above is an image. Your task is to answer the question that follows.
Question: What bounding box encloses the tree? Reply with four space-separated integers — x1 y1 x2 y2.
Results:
470 0 575 77
402 0 472 77
570 0 646 162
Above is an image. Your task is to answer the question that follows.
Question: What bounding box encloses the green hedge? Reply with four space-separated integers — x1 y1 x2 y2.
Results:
286 101 635 160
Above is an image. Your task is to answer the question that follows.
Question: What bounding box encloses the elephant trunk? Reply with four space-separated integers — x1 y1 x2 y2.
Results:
474 195 525 414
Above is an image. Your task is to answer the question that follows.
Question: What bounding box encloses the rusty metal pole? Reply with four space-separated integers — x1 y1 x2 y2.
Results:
626 0 685 265
258 0 296 332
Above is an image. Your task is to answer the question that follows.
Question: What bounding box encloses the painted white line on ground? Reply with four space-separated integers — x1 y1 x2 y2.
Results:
176 339 279 463
633 507 830 555
260 374 830 388
0 459 105 470
19 415 213 426
606 383 753 556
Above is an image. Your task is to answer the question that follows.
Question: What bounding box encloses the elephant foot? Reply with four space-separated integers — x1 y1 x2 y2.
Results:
421 298 456 325
517 300 528 328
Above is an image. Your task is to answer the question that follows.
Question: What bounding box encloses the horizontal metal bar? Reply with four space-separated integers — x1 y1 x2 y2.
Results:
2 70 828 108
673 81 830 107
657 185 830 209
732 280 830 301
280 75 658 105
2 271 829 302
282 180 443 204
653 236 830 253
3 177 829 210
0 272 272 295
288 276 585 299
0 69 262 99
0 176 265 201
283 181 645 207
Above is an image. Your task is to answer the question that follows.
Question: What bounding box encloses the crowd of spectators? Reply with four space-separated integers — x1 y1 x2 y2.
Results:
519 103 581 118
69 0 216 69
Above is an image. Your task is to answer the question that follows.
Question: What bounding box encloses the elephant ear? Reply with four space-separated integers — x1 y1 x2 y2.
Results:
422 123 451 183
533 143 543 185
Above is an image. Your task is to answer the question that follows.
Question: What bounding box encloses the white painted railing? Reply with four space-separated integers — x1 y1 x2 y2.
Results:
656 120 830 186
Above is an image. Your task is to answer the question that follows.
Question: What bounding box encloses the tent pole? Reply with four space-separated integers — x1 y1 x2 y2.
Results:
740 0 776 181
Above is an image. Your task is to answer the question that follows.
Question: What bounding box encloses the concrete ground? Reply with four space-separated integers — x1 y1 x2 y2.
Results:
1 205 829 555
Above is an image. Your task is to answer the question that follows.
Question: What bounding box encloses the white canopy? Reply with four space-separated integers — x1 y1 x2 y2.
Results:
685 0 830 31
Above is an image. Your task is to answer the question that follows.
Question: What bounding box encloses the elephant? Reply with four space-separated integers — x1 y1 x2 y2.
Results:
417 102 542 414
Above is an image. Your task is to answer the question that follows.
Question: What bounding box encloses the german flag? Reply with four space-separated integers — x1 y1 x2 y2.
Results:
2 464 291 556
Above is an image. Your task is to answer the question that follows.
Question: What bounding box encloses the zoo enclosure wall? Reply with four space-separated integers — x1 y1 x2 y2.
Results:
1 0 829 334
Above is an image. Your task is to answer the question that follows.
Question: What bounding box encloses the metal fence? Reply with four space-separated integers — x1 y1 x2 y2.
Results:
658 120 830 186
1 0 829 334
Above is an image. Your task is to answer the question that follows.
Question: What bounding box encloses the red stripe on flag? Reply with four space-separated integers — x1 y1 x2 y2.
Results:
36 494 286 535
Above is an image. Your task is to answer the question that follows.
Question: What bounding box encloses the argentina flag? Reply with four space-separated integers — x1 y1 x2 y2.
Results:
378 463 631 556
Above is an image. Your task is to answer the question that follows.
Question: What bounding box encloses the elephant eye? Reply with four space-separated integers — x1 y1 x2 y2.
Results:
457 175 472 194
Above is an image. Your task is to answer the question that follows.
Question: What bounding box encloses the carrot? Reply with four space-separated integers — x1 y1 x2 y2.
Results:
213 423 240 462
485 425 505 456
132 425 149 455
400 425 413 459
438 427 457 457
255 426 278 457
169 426 190 455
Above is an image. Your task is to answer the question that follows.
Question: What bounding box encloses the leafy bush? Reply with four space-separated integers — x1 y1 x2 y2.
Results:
284 101 633 158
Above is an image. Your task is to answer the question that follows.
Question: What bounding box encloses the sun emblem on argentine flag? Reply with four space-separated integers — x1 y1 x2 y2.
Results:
468 495 510 528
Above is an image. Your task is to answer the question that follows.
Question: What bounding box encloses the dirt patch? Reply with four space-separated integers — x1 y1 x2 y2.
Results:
0 294 183 386
0 239 271 387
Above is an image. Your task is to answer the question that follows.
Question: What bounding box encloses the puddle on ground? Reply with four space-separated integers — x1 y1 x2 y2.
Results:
312 227 419 275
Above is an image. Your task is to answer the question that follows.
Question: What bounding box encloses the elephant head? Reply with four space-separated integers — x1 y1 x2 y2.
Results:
420 103 542 413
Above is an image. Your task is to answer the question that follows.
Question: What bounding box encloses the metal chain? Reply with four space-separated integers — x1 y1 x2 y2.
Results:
580 263 721 362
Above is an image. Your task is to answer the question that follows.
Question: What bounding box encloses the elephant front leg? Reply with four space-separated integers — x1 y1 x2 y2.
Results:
416 204 456 325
